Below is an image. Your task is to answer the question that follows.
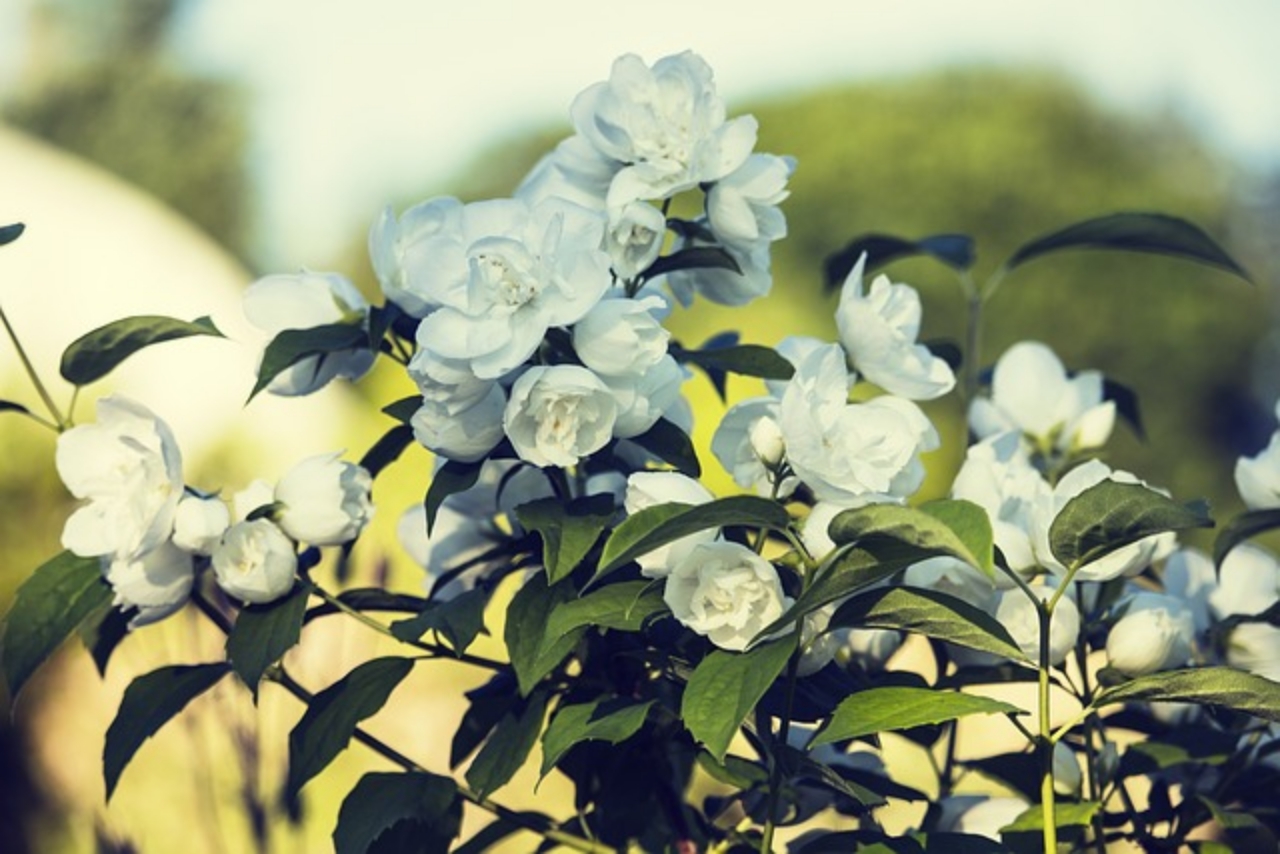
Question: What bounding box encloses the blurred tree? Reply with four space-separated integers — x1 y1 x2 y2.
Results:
3 0 251 261
344 68 1271 529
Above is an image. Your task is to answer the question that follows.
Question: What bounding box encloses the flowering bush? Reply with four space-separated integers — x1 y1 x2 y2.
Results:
4 51 1280 853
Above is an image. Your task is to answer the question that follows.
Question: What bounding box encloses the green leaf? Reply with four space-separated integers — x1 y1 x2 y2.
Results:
1003 212 1251 283
627 418 701 479
596 496 790 579
423 460 482 535
390 587 488 654
226 583 310 697
515 495 616 584
695 751 768 788
811 686 1022 747
540 697 654 777
60 315 224 386
1048 480 1212 569
359 424 414 480
1195 796 1278 849
2 551 112 701
1117 729 1239 778
775 745 885 807
542 581 667 654
1001 801 1101 832
103 663 230 798
465 687 548 799
504 574 583 696
1 399 32 417
304 589 426 623
285 657 414 803
830 586 1029 663
1090 666 1280 722
829 499 994 576
681 637 795 761
78 602 132 676
0 222 25 245
382 395 422 424
671 342 795 383
333 771 461 854
824 233 976 289
755 542 933 640
249 322 368 400
1102 377 1145 440
1214 508 1280 568
641 245 742 281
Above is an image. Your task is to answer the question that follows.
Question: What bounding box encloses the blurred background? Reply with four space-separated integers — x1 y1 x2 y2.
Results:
2 0 1279 851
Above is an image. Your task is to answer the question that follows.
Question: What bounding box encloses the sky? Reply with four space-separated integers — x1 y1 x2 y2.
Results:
6 0 1280 268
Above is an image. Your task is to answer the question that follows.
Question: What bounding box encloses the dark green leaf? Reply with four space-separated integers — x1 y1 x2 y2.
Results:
963 752 1042 801
1002 802 1101 832
390 587 488 654
671 343 795 383
1102 377 1145 440
681 637 795 761
1117 729 1239 778
0 399 32 417
359 424 414 480
465 687 548 799
1090 666 1280 722
515 495 615 584
627 418 701 479
540 697 654 776
451 676 517 768
830 586 1029 663
596 496 790 579
382 395 422 425
1049 480 1212 569
452 818 525 854
505 574 583 696
811 686 1021 747
824 233 975 289
249 322 368 400
542 581 667 654
78 602 132 677
3 551 112 701
60 315 224 386
285 657 414 802
1195 796 1278 849
333 771 461 854
775 745 885 807
829 500 994 575
1003 213 1251 283
424 460 482 535
1214 508 1280 568
304 589 427 623
695 751 768 788
103 663 229 798
226 583 310 697
0 222 25 245
641 246 742 281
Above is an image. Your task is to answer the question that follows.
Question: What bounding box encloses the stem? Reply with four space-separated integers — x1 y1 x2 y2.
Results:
759 647 801 854
308 582 506 672
192 589 611 854
1038 594 1058 854
0 300 65 428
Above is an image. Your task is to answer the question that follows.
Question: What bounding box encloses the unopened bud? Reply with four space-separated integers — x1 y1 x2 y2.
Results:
749 416 785 468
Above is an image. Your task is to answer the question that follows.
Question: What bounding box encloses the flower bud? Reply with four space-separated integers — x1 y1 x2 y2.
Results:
749 415 786 468
275 452 374 546
212 519 298 604
172 494 230 556
1053 741 1083 796
1105 593 1194 676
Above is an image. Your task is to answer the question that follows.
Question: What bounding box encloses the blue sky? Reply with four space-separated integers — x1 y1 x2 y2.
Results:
8 0 1280 267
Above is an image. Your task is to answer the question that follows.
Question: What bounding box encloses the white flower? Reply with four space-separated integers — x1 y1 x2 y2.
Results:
951 433 1051 576
233 479 276 522
835 628 904 671
664 541 790 651
516 135 615 211
504 365 617 467
1031 460 1175 582
1106 592 1195 676
212 519 298 604
412 197 612 379
1224 623 1280 682
712 398 782 495
1209 543 1280 619
969 341 1115 456
104 541 195 628
706 153 793 248
939 796 1029 841
274 452 374 546
904 557 998 614
995 584 1080 666
171 494 230 556
797 604 840 676
412 385 508 463
1162 547 1218 635
778 344 939 504
800 502 846 562
572 294 670 377
602 354 686 439
242 271 374 396
1235 403 1280 509
571 51 757 207
368 196 465 318
623 471 716 578
604 202 667 280
835 254 955 401
1054 742 1083 796
665 233 774 307
56 395 183 561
